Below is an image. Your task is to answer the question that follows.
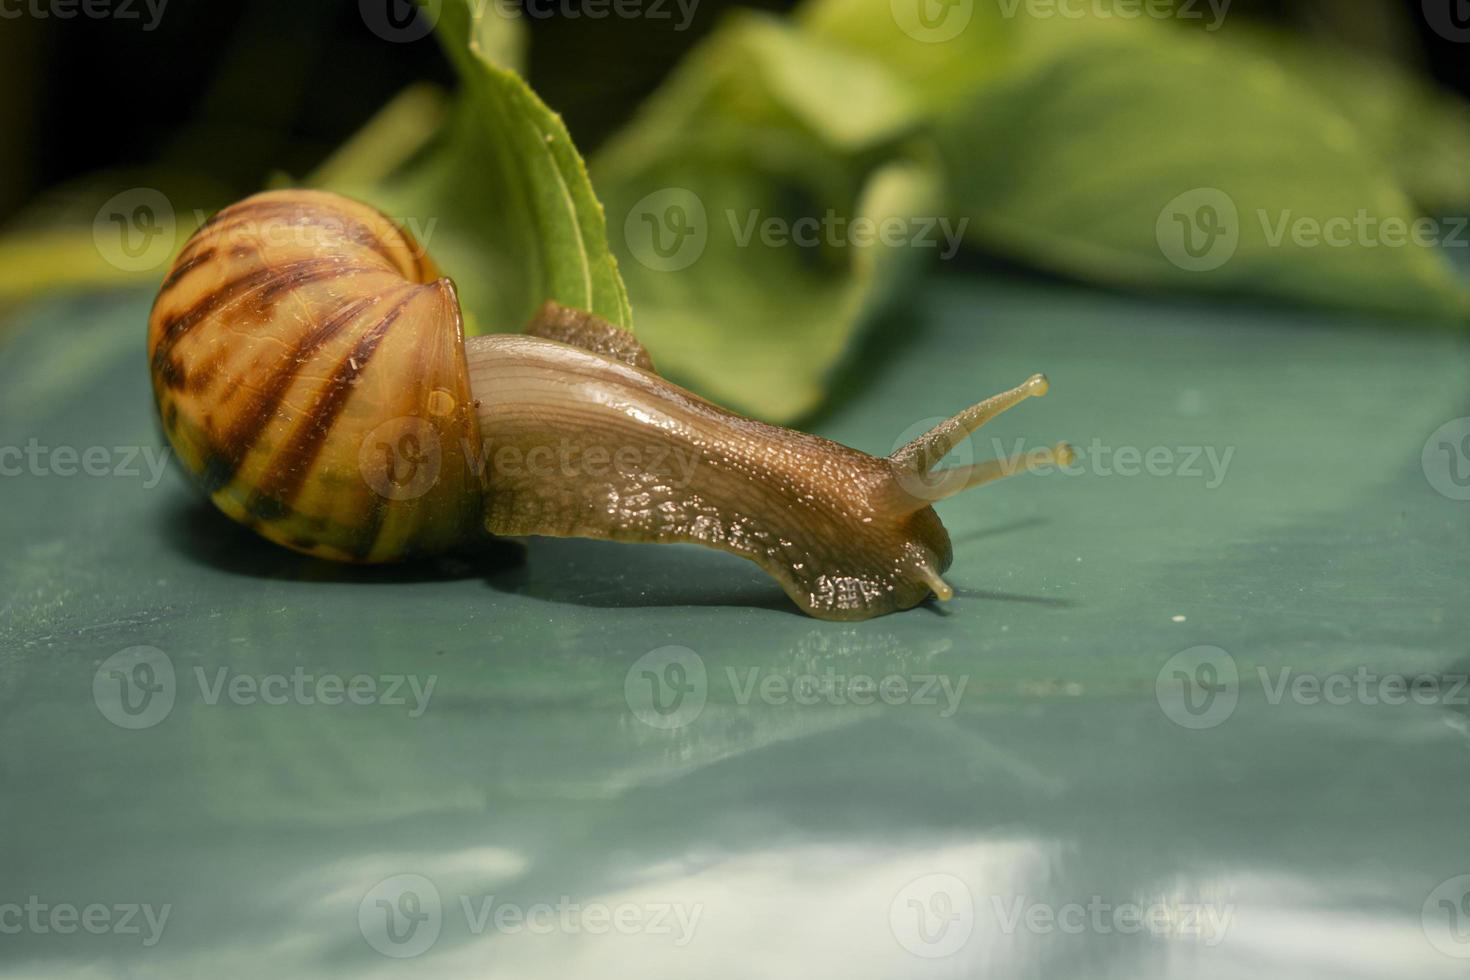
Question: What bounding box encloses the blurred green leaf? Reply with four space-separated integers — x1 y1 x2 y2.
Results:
797 0 1469 321
463 0 530 74
592 13 938 420
1236 30 1470 214
306 83 449 191
932 24 1470 321
6 0 1470 395
798 0 1017 106
0 229 151 305
798 0 1142 108
0 172 224 308
330 0 631 334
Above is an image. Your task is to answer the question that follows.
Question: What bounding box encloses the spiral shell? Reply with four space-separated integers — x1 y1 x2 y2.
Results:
148 190 484 562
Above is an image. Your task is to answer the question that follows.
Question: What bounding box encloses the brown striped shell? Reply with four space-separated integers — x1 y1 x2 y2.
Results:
148 190 485 562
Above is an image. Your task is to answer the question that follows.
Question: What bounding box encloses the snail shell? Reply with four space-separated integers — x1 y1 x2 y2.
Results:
148 190 484 562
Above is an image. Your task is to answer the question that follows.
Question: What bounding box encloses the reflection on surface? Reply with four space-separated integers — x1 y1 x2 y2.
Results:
5 655 1469 980
3 285 1470 979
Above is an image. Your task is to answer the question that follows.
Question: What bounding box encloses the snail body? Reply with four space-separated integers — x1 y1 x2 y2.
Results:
149 191 1071 620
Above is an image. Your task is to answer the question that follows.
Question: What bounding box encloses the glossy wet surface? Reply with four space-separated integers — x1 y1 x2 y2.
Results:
2 274 1469 978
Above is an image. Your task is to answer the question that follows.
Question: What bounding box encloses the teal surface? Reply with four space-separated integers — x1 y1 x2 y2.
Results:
2 274 1469 978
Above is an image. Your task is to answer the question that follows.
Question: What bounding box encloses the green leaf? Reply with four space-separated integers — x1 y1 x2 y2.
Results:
1231 28 1470 214
933 24 1470 321
329 0 631 334
797 0 1135 109
798 0 1015 105
0 172 223 307
592 13 939 421
306 83 449 191
0 228 153 306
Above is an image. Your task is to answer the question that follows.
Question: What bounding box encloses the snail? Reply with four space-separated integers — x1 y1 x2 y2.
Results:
148 190 1072 620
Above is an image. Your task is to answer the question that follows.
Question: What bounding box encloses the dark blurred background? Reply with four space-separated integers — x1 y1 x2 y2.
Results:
1 0 1468 224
